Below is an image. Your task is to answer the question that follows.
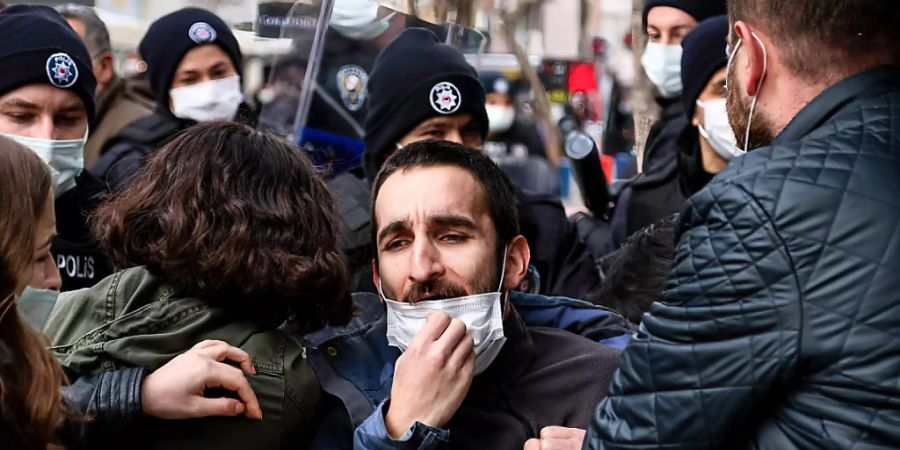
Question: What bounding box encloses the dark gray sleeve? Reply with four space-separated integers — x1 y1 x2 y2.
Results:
60 367 146 447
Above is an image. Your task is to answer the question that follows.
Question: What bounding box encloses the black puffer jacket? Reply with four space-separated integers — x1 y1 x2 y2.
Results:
584 67 900 449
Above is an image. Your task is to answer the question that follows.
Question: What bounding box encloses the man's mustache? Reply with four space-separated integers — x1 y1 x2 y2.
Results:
402 280 469 303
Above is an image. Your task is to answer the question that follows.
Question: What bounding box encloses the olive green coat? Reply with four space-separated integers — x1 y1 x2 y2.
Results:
45 266 321 450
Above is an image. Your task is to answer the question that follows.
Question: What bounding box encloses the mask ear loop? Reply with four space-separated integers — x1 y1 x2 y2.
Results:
744 32 768 151
496 247 509 293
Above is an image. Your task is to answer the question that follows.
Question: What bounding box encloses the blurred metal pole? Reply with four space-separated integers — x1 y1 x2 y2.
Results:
630 0 659 172
290 0 336 143
498 2 564 168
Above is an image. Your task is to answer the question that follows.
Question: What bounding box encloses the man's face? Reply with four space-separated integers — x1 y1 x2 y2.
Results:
726 32 776 150
646 6 698 46
66 17 114 94
397 113 483 150
0 84 88 139
374 165 500 303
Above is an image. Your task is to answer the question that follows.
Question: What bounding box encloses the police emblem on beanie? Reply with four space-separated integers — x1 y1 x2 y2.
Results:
337 64 368 112
188 21 217 43
431 81 461 114
45 52 79 88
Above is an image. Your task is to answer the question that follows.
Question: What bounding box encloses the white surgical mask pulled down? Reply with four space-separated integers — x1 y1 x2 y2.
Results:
4 130 87 197
380 251 509 375
696 98 742 160
486 105 515 134
170 75 243 123
641 43 683 98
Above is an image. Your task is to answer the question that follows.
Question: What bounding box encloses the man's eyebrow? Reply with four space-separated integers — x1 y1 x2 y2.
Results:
430 214 478 230
0 98 38 109
377 220 411 244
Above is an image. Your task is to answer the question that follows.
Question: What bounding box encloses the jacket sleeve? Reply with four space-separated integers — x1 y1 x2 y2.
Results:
59 368 145 448
583 182 802 450
352 400 449 450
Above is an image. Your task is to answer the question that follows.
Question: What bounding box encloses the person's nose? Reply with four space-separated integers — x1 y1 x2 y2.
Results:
43 255 62 291
407 237 444 286
443 128 464 145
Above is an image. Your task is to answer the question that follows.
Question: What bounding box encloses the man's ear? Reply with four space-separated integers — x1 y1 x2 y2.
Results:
502 235 530 291
96 53 115 87
371 259 384 302
733 21 767 97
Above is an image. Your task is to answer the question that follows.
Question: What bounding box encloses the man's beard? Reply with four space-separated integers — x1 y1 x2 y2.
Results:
726 62 777 150
395 257 501 303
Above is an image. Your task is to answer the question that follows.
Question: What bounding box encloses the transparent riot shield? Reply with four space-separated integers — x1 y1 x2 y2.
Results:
256 0 486 177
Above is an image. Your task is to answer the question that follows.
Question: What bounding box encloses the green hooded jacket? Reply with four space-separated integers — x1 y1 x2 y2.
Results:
44 266 321 449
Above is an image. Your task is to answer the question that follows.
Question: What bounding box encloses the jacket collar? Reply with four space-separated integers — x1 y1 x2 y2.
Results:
477 306 532 383
92 76 126 128
775 66 900 145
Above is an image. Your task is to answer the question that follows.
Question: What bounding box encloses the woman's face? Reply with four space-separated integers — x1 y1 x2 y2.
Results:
16 192 61 295
170 45 237 90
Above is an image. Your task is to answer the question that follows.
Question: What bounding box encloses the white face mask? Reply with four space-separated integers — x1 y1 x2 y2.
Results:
380 251 508 375
641 43 683 98
170 75 243 123
696 98 743 160
331 0 396 41
4 130 87 197
486 105 515 134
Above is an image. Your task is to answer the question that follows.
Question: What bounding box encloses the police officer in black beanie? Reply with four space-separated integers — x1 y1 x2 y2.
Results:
639 0 725 171
91 7 247 191
0 4 114 291
361 28 599 299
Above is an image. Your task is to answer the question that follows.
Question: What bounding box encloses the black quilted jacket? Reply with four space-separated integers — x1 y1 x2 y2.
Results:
584 67 900 450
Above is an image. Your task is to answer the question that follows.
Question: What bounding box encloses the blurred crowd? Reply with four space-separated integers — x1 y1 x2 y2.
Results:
1 0 899 449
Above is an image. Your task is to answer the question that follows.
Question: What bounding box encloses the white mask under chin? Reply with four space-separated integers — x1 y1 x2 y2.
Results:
486 105 515 134
380 251 509 375
696 98 743 160
170 75 243 122
3 129 87 197
641 43 683 98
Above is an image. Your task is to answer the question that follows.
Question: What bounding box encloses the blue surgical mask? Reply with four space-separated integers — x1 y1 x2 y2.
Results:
3 131 87 196
16 287 59 332
641 43 683 98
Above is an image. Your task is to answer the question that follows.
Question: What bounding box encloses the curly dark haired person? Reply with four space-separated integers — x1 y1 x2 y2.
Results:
44 122 352 449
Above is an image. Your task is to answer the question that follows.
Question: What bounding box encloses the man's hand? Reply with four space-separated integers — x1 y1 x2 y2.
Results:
524 427 586 450
384 312 475 439
141 340 263 420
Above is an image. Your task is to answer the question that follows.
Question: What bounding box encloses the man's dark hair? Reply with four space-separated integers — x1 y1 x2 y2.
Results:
92 122 352 333
371 140 520 256
55 4 111 58
587 215 678 324
728 0 900 82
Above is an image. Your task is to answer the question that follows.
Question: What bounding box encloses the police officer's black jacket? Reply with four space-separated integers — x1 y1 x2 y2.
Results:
52 172 114 291
584 66 900 450
89 110 186 192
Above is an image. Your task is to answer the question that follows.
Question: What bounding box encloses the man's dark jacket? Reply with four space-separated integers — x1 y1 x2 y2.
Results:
584 66 900 449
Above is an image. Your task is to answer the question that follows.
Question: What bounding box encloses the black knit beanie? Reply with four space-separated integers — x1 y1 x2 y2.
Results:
139 7 243 110
681 15 728 119
642 0 726 33
479 71 513 96
0 5 97 120
363 28 488 180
